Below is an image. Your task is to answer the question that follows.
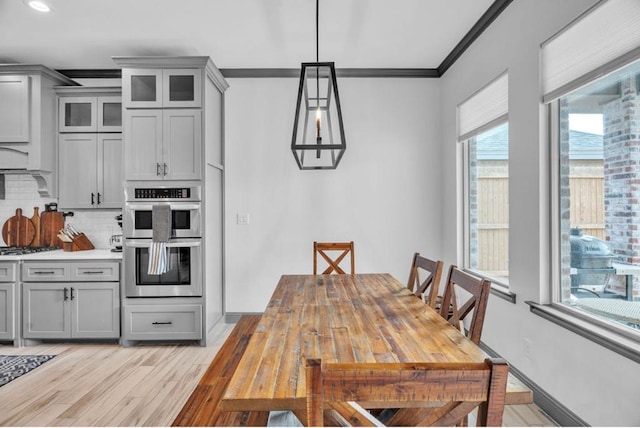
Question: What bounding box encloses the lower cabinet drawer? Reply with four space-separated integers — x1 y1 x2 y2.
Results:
124 304 202 340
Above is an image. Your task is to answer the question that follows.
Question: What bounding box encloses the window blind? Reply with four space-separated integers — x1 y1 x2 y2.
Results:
458 72 508 142
541 0 640 103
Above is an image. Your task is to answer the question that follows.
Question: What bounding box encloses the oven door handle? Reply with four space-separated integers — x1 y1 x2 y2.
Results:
124 203 201 211
124 239 202 248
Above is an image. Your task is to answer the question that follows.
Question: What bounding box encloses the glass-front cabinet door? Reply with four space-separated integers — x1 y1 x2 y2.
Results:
163 69 201 108
98 97 122 132
124 68 163 108
59 96 97 132
59 95 122 133
123 68 201 108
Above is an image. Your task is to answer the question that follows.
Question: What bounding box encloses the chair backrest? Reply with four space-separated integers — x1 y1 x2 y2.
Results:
305 357 509 427
313 241 355 275
407 252 444 309
439 265 491 345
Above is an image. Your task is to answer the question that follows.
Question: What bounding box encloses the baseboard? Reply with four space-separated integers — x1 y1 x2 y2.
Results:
479 342 588 427
225 312 264 323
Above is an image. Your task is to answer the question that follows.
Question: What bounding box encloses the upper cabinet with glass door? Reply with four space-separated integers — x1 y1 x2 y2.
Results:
122 68 202 108
57 88 122 133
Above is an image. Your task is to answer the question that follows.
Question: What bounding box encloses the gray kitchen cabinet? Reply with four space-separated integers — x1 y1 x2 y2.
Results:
0 283 16 341
0 65 76 197
58 95 122 133
0 262 17 343
0 75 30 142
57 87 123 209
121 67 202 109
123 304 202 341
58 133 123 209
22 261 120 340
124 109 201 181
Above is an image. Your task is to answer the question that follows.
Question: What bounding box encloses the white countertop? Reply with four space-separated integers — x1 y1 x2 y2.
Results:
0 249 122 261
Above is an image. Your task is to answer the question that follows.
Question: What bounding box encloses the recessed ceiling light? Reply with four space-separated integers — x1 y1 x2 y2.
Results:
25 0 51 12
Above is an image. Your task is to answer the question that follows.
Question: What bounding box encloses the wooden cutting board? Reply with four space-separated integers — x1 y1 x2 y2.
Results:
40 210 64 248
30 207 41 247
2 208 36 246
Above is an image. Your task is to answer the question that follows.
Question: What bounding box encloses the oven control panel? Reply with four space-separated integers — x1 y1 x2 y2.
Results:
125 184 201 202
134 188 191 199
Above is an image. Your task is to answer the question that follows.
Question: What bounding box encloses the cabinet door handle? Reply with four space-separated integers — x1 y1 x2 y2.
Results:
152 321 173 325
63 287 68 301
156 163 162 176
163 163 168 176
97 193 101 205
70 287 75 301
91 193 95 205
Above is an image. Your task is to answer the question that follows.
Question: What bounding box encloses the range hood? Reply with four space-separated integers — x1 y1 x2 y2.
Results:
0 64 77 196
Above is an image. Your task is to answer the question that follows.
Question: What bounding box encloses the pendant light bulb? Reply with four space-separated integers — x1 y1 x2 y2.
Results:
316 108 321 140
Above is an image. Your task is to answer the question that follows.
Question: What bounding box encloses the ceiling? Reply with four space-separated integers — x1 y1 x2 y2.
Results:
0 0 501 73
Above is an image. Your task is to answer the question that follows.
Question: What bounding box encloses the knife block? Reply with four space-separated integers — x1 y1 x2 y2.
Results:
62 233 95 252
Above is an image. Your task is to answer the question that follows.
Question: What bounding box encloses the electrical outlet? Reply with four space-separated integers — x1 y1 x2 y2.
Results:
237 213 250 225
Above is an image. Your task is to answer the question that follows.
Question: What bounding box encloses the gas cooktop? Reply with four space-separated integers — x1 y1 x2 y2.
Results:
0 246 60 256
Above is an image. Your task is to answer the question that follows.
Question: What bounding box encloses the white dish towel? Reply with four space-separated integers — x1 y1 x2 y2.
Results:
148 204 172 275
148 241 169 275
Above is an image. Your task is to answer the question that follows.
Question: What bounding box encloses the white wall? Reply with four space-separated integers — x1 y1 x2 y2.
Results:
440 1 640 426
224 77 442 313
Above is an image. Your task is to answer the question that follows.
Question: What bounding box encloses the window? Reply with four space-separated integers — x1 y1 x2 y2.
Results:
464 123 509 286
458 72 510 290
543 0 640 339
553 59 640 333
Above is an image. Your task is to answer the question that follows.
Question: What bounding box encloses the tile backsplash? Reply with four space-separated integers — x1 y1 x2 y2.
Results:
0 174 122 249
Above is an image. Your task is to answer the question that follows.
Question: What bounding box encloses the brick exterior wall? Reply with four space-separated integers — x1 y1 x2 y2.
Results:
559 99 573 302
603 76 640 299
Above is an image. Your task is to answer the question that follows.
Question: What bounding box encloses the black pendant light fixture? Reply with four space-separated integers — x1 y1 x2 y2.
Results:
291 0 346 170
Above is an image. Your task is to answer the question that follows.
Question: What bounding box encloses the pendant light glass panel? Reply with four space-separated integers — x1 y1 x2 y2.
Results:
291 62 346 170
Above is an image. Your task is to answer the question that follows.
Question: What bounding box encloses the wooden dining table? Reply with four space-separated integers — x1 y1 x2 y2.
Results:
220 273 531 421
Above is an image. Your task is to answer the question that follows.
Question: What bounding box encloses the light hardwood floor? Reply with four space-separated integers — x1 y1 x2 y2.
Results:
0 323 556 427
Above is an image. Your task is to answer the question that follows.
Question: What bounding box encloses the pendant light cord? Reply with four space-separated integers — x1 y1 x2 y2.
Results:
315 0 320 111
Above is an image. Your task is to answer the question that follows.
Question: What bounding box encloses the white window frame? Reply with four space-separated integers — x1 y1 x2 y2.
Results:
457 71 513 301
461 123 513 301
545 99 640 356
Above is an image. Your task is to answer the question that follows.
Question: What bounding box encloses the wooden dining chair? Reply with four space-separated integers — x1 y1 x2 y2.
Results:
313 241 355 274
305 357 509 427
439 265 491 345
407 252 444 309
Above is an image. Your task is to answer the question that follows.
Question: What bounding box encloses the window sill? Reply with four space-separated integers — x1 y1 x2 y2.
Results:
491 284 516 304
526 301 640 364
490 283 516 303
462 269 516 303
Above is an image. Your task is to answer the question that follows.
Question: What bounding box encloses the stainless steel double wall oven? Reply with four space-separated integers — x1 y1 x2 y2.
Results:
124 183 202 297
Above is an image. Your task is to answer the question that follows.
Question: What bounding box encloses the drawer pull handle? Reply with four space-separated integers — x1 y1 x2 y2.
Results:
152 321 173 325
81 271 105 275
34 271 56 275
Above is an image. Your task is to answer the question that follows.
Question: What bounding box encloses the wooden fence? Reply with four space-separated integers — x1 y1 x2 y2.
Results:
476 175 604 274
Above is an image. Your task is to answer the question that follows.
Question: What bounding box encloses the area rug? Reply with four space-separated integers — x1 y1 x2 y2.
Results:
0 355 55 387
